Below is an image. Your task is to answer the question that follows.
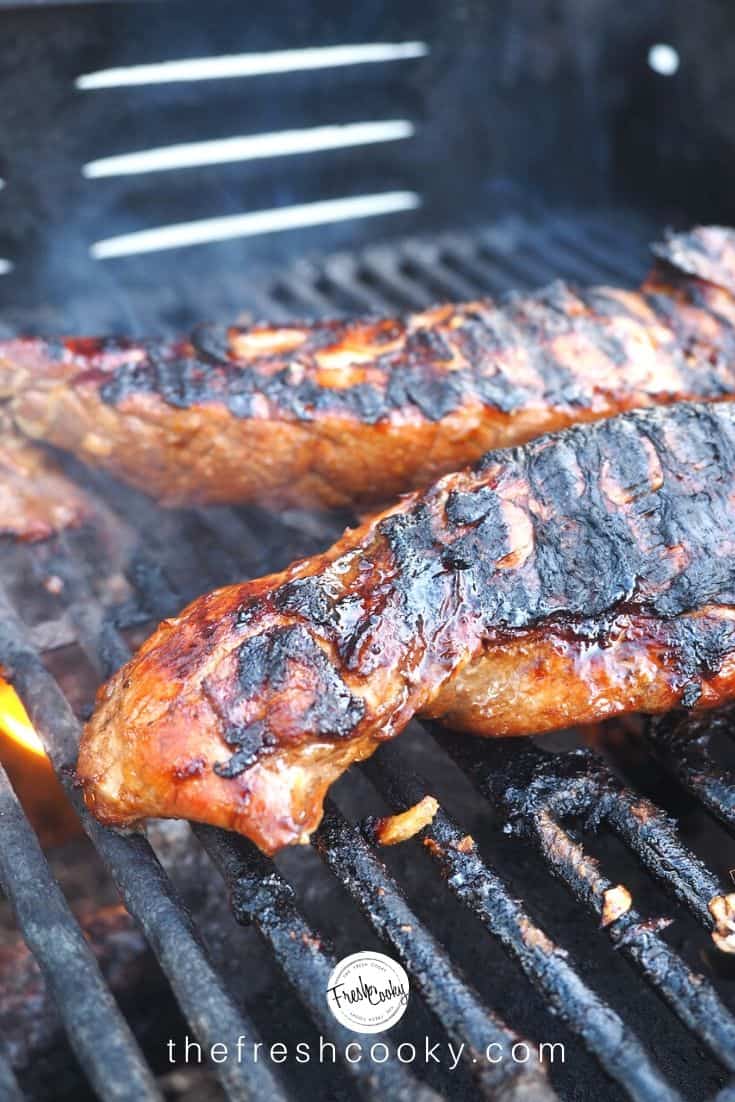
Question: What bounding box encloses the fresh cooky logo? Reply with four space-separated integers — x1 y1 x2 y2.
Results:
326 952 409 1034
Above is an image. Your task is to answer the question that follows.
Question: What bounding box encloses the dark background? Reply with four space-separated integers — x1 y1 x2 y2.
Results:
0 0 733 321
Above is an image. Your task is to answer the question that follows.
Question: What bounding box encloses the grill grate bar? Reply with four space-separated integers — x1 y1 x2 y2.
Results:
447 738 727 926
274 266 345 317
545 218 646 283
195 824 437 1102
400 240 483 301
27 535 131 680
0 581 289 1102
433 241 512 298
439 735 735 1073
362 742 681 1102
603 787 724 924
485 739 726 931
528 807 735 1068
475 235 551 291
320 254 394 312
579 212 658 258
0 760 162 1101
358 246 434 310
222 213 653 325
244 287 296 324
313 801 558 1101
646 714 735 834
526 229 630 286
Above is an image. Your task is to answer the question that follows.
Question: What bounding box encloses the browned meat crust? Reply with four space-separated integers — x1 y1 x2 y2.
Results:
4 226 735 510
78 401 735 854
0 413 91 541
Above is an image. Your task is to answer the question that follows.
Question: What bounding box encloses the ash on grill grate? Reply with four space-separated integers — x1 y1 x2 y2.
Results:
3 210 735 1102
647 708 735 846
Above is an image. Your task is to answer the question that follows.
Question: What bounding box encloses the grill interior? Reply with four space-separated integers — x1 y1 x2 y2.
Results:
3 211 735 1102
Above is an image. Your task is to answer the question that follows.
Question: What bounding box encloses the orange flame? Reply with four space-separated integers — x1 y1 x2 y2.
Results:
0 676 80 846
0 677 46 758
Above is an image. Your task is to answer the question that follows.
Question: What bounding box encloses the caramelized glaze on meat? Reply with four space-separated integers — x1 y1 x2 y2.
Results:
78 402 735 853
4 226 735 510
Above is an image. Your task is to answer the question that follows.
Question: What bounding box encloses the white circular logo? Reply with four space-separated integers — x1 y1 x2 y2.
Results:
326 951 410 1034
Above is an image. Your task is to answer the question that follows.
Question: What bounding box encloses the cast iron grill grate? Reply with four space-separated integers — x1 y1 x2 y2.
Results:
2 211 735 1102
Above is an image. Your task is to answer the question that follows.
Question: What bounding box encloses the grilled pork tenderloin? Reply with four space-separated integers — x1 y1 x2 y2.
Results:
3 226 735 512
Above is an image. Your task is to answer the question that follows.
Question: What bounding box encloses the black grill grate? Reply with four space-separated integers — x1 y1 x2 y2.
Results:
2 210 735 1101
647 711 735 835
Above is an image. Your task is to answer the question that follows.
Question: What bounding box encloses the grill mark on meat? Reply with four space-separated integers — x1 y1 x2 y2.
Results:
96 286 617 422
78 402 735 853
203 625 365 778
335 406 735 646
